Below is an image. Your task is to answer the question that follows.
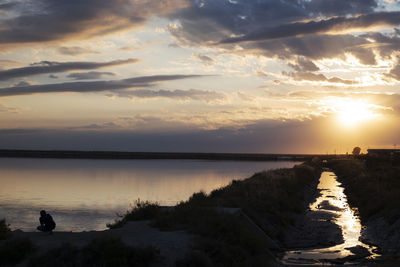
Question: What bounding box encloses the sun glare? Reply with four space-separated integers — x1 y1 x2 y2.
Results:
334 99 380 127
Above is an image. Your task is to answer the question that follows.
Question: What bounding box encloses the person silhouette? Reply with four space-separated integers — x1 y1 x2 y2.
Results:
37 210 56 234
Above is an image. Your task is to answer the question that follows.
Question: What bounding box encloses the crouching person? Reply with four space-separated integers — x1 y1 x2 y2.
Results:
37 210 56 234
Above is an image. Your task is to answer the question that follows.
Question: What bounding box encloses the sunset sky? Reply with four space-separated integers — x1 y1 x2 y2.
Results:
0 0 400 153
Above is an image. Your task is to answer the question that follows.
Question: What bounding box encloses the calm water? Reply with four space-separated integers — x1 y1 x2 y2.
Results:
0 158 300 231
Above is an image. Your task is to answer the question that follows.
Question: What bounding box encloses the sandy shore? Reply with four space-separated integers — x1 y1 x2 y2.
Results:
9 221 192 266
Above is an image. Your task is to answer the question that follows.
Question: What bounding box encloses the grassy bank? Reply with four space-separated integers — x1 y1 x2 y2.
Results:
329 158 400 254
110 160 322 266
329 158 400 224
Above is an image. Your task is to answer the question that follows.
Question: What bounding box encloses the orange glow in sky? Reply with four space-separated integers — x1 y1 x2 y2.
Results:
0 1 400 153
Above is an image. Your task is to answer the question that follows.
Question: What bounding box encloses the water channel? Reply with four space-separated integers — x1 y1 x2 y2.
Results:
283 171 379 265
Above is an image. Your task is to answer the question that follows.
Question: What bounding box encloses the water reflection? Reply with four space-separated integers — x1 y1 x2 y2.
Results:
0 158 299 231
283 171 378 264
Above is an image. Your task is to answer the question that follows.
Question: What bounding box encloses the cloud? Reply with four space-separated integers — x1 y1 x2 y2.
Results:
193 54 215 65
170 0 377 44
0 114 397 153
287 90 400 116
0 74 205 97
168 1 400 65
288 57 319 72
304 0 377 16
110 88 226 102
248 34 374 63
0 2 17 14
0 58 138 81
13 81 32 87
360 31 400 59
70 115 200 132
0 0 188 48
284 71 355 85
236 91 255 102
388 65 400 80
0 102 20 113
67 71 115 80
0 59 21 70
70 122 120 130
58 46 99 56
219 12 400 44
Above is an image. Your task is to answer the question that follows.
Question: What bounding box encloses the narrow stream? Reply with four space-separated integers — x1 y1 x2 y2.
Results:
283 171 379 265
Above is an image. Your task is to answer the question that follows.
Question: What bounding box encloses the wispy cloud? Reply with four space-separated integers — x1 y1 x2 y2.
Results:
110 88 226 102
284 71 355 85
193 54 215 65
58 46 99 56
67 71 115 80
219 12 400 44
0 102 20 113
0 58 138 81
0 74 206 97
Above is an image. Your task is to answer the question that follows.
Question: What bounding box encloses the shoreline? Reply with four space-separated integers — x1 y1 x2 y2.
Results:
2 158 398 266
0 149 337 161
1 160 322 266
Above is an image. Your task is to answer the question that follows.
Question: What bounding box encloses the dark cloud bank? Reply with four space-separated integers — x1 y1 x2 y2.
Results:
0 0 187 46
0 116 397 153
2 1 400 84
168 0 400 80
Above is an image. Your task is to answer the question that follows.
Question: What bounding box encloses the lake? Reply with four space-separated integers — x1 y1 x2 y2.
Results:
0 158 300 231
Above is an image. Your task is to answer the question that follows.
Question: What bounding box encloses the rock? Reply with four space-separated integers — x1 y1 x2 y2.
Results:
344 245 371 260
362 217 400 254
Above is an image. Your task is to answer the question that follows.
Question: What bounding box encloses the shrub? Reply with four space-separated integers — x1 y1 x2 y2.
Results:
107 199 161 229
0 219 11 240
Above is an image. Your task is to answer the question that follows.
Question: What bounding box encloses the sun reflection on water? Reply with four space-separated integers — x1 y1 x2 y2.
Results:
283 171 379 265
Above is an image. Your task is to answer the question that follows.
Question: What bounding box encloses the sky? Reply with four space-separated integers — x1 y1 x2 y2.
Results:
0 0 400 154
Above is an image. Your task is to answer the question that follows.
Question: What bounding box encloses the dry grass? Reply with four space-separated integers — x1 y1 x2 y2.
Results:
330 158 400 224
108 161 321 266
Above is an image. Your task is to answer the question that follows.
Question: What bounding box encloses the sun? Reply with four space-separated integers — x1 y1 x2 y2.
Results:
334 99 380 127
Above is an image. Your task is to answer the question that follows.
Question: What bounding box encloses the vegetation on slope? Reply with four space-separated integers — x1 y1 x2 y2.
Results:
0 161 321 266
0 219 11 240
109 161 321 266
330 158 400 224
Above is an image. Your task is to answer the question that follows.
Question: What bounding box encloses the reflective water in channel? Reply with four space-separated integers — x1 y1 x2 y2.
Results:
283 171 379 265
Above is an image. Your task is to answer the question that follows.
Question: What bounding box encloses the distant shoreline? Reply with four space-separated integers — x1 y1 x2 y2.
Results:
0 149 335 161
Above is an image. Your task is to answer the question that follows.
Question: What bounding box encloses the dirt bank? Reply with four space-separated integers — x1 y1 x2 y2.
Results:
7 221 192 266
